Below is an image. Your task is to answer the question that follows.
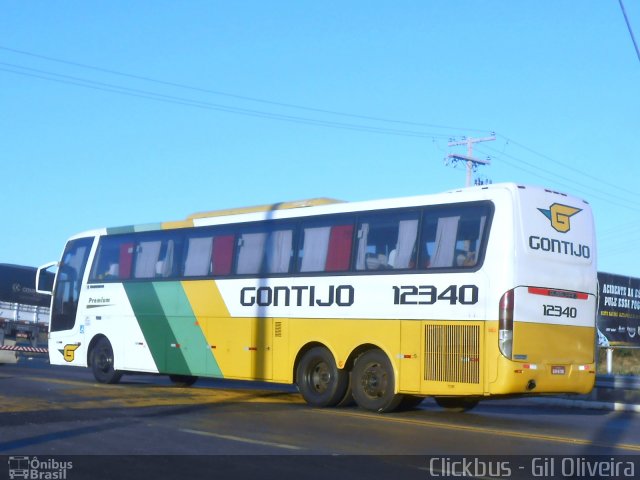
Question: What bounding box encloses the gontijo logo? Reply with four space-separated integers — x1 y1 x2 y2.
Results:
59 344 80 362
537 203 582 233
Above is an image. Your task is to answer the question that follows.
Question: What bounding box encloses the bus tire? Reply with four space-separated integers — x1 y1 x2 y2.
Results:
296 346 349 408
434 396 479 412
169 374 198 387
351 349 403 413
90 337 122 384
335 386 355 407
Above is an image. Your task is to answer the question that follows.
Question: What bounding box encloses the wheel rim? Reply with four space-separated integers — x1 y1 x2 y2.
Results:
360 362 388 399
96 347 113 373
309 360 331 394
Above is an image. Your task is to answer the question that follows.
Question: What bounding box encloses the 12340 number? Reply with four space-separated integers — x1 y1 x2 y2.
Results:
392 285 479 305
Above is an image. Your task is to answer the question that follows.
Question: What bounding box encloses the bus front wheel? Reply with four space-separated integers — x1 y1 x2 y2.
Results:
90 337 122 384
296 346 349 407
351 349 403 413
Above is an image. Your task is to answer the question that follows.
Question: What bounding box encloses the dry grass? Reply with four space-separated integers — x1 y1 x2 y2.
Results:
596 348 640 375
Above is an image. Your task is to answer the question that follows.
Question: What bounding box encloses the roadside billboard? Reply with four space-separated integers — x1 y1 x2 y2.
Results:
597 271 640 347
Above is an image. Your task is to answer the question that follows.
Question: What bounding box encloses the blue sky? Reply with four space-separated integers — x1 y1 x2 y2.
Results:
2 1 639 277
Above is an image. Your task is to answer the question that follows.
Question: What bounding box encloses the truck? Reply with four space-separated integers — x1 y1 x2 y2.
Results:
0 264 53 362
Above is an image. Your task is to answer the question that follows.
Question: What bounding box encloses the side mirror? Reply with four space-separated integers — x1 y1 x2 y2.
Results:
36 261 58 295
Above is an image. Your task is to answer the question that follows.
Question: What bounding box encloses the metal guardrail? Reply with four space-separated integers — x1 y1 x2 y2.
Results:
595 374 640 390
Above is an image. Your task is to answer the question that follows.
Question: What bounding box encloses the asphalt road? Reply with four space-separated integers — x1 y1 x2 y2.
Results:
1 359 639 479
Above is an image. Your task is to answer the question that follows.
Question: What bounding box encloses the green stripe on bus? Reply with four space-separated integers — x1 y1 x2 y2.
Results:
123 282 190 374
152 282 222 377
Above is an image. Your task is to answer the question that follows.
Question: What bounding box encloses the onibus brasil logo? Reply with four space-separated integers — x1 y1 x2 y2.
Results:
538 203 582 233
8 456 73 479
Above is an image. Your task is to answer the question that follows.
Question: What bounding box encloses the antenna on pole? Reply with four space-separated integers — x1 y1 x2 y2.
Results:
446 134 495 187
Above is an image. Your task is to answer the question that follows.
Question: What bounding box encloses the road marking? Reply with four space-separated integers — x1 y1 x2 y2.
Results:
179 428 303 451
310 409 640 453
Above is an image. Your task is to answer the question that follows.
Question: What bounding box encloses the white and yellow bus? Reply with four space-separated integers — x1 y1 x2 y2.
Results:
37 183 597 412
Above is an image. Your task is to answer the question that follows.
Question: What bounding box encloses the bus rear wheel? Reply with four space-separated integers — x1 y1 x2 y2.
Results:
434 396 479 412
296 346 349 407
351 349 403 413
90 337 122 384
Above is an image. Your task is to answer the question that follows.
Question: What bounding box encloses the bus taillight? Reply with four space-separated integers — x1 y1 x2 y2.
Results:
499 289 514 359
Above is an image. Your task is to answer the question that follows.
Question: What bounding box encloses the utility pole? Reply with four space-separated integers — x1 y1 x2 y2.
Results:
447 135 495 187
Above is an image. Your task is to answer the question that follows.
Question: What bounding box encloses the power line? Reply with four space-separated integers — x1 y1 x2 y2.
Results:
619 0 640 64
495 134 640 200
2 45 637 214
0 45 491 135
0 63 455 139
599 223 640 239
475 144 640 213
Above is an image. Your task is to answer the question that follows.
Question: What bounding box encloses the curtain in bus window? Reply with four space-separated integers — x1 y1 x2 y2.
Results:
467 215 487 266
212 235 234 276
184 237 213 276
134 241 162 278
300 227 331 272
156 240 175 277
431 216 460 267
236 233 267 274
266 230 293 274
392 219 418 269
325 224 353 272
355 223 370 270
119 242 134 279
477 215 486 248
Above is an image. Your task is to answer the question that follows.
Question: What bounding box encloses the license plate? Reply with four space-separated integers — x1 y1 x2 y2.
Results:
551 366 566 375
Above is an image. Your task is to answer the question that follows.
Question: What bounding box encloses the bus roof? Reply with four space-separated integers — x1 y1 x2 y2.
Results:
186 197 345 220
69 183 589 239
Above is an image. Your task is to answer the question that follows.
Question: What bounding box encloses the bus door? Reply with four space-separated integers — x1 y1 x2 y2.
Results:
49 237 94 364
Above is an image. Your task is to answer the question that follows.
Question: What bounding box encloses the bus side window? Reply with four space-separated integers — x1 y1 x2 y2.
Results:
184 235 214 277
134 241 162 278
264 228 294 274
90 235 135 281
325 224 353 271
119 242 134 279
298 221 354 273
455 214 487 268
299 226 331 272
355 212 418 271
430 216 460 268
212 235 234 275
419 205 490 270
132 232 182 279
235 224 296 275
236 232 267 275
